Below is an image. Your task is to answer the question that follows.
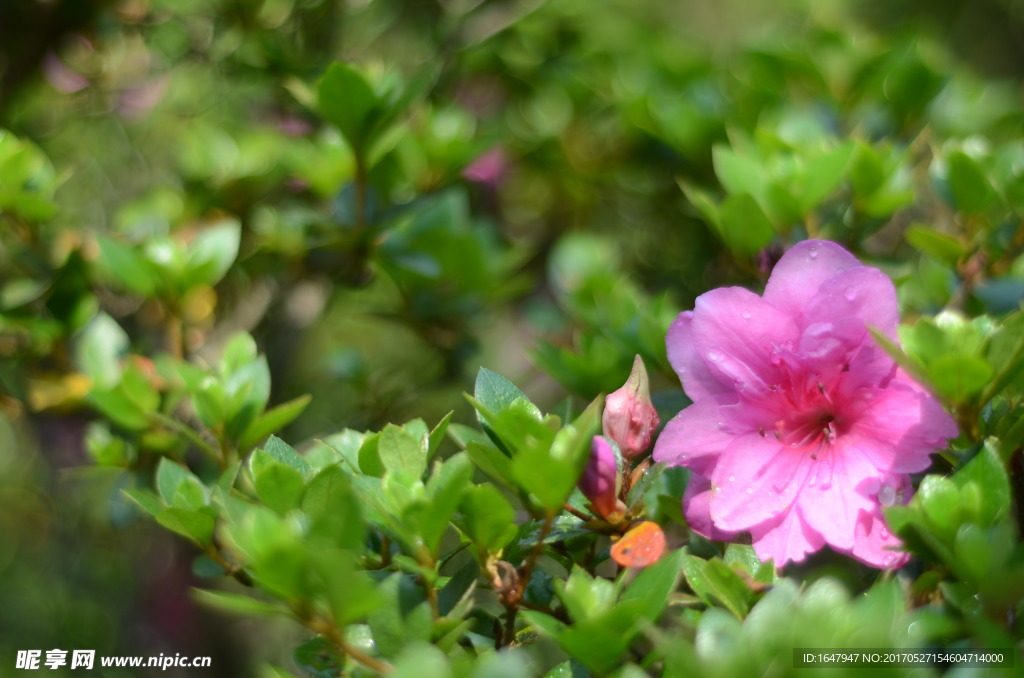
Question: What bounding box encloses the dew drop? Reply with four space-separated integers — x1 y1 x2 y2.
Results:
878 485 897 506
741 310 752 319
746 487 754 495
844 287 857 302
707 349 720 362
808 246 819 259
728 475 736 483
879 528 890 539
807 477 816 487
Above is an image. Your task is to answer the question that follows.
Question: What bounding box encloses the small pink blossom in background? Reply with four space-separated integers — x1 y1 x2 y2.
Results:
43 52 90 94
653 240 957 568
579 436 619 519
603 355 660 459
462 147 508 186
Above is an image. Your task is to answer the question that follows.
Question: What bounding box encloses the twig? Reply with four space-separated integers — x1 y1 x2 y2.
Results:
307 615 394 675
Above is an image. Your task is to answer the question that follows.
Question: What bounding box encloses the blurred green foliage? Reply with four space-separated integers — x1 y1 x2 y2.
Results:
2 0 1024 675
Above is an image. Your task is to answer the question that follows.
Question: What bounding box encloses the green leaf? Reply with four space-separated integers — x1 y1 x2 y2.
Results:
367 574 433 659
849 141 886 195
796 142 854 212
906 224 963 268
250 449 307 514
917 475 963 536
96 236 160 297
947 151 996 214
952 440 1011 526
712 145 764 199
427 411 453 460
75 313 129 389
474 368 537 418
156 458 192 504
679 181 722 234
302 465 365 552
172 475 208 511
379 424 427 479
419 453 473 552
510 397 600 512
437 561 478 618
293 636 346 678
925 353 993 402
680 554 755 619
88 384 150 431
717 192 776 256
358 432 385 476
156 507 215 544
239 394 312 452
122 487 164 516
262 435 312 476
192 589 287 617
619 548 686 621
318 62 378 154
184 219 241 288
469 396 552 456
456 484 518 554
723 544 776 584
313 550 384 625
391 644 452 678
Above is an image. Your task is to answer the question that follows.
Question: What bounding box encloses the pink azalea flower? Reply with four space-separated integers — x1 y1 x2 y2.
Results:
653 240 957 568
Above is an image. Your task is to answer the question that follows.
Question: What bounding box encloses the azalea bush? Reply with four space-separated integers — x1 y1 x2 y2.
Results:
2 0 1024 676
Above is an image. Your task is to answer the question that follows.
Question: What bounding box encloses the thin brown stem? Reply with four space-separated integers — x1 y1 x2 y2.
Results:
165 307 184 360
307 615 394 675
563 503 591 521
204 542 253 587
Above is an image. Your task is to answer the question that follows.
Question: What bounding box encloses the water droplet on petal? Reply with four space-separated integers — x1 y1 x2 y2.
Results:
879 485 897 506
741 310 751 319
707 349 720 362
746 487 754 494
807 477 816 487
808 246 819 259
728 475 736 483
844 287 857 302
880 528 890 539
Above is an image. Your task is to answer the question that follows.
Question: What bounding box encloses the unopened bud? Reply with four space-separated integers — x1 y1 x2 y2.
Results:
603 355 660 459
579 436 619 519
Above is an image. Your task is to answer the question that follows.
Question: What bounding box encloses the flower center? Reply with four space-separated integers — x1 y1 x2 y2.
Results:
760 380 845 451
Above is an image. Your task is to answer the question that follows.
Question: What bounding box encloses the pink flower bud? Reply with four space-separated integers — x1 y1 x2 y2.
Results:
603 355 660 459
579 436 619 519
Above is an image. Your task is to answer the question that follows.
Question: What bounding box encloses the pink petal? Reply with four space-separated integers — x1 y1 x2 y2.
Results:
652 395 737 476
796 446 878 550
848 507 909 569
682 475 739 541
750 505 826 567
844 381 958 474
763 240 861 319
802 265 899 338
708 434 809 531
691 287 799 394
666 312 731 402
